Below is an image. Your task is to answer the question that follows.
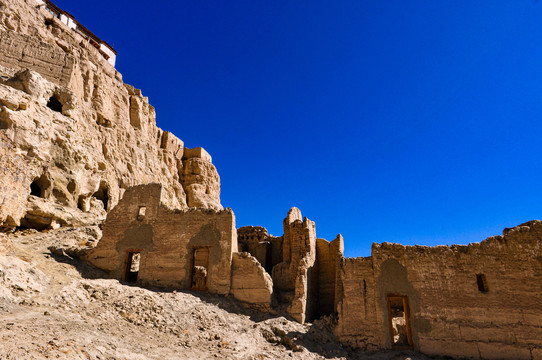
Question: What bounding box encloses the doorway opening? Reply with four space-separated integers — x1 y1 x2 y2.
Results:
387 295 413 349
124 251 141 283
190 247 209 291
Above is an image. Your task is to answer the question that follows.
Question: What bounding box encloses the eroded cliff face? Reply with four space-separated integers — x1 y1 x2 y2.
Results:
0 0 222 231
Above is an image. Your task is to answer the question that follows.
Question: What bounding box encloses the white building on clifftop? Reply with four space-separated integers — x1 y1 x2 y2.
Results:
35 0 117 66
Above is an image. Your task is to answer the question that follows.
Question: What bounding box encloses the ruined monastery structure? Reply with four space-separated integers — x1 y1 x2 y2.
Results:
0 1 541 359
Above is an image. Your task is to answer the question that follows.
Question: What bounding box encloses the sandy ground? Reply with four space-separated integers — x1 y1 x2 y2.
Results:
0 227 444 360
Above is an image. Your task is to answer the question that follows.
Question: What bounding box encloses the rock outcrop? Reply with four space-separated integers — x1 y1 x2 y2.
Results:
0 0 222 231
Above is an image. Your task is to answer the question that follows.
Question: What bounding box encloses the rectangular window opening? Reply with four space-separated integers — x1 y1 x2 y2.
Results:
476 273 489 293
124 251 141 283
137 206 146 220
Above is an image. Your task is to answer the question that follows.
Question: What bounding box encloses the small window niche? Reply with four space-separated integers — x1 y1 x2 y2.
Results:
476 273 489 293
137 206 146 220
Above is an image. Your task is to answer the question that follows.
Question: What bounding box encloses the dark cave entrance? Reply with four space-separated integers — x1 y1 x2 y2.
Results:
92 181 109 211
46 95 63 113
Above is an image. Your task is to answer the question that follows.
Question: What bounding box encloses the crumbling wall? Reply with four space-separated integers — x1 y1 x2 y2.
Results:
271 207 319 323
334 256 381 350
269 235 283 267
335 221 542 359
238 208 345 323
231 252 273 309
237 226 271 272
86 183 235 295
316 234 343 317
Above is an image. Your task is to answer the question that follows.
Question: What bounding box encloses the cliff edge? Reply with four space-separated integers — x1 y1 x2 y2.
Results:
0 0 222 231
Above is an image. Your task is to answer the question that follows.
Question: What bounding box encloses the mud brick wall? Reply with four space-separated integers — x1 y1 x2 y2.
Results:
269 235 283 268
87 183 236 295
0 30 74 87
237 226 270 271
316 235 343 317
335 221 542 359
373 224 542 359
231 252 273 308
283 215 315 266
282 209 319 323
335 256 382 350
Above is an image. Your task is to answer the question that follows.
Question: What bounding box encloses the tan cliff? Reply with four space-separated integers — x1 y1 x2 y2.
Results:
0 0 222 231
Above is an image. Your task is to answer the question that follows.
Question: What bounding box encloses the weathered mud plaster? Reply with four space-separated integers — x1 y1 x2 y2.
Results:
86 184 234 295
334 221 542 359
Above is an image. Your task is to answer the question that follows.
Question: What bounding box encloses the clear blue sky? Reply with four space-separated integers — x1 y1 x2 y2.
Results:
54 0 542 257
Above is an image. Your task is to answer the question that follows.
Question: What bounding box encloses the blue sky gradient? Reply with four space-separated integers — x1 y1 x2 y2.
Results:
54 0 542 257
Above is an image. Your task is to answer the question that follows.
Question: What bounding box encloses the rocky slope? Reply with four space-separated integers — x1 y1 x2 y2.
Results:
0 228 441 360
0 0 222 232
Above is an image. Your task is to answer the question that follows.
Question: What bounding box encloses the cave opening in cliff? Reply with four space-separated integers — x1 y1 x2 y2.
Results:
93 181 109 211
29 175 50 198
387 295 413 350
124 251 141 283
30 181 41 197
46 94 63 113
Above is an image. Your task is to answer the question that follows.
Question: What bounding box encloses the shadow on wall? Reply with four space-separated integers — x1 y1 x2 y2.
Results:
376 259 431 350
117 224 155 254
186 223 222 291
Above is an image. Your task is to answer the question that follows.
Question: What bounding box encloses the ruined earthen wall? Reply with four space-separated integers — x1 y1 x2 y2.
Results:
231 252 273 309
335 256 381 350
87 184 235 295
374 227 542 359
316 235 343 317
237 226 270 271
275 208 319 323
269 235 283 268
288 256 319 324
316 239 331 314
335 221 542 359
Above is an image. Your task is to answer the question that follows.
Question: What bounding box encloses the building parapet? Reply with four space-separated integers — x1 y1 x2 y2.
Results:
36 0 117 66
